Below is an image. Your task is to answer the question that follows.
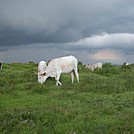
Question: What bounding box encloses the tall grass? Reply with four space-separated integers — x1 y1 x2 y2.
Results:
0 63 134 134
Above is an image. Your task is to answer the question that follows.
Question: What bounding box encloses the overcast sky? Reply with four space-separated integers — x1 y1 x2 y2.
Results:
0 0 134 64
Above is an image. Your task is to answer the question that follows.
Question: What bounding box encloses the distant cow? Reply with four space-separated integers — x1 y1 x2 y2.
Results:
123 62 129 66
85 62 103 71
0 61 2 70
37 61 47 84
38 55 79 86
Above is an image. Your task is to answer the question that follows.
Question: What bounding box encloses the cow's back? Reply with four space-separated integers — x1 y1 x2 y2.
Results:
46 56 78 73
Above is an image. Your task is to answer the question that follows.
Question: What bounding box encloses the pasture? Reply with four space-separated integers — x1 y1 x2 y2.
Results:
0 62 134 134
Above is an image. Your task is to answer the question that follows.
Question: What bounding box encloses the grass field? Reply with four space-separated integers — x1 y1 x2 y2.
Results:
0 62 134 134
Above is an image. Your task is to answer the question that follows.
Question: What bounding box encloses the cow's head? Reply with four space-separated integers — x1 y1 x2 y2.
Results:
38 72 48 84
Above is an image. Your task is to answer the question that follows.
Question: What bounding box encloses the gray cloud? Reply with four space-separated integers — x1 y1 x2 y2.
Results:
0 0 134 64
1 0 134 45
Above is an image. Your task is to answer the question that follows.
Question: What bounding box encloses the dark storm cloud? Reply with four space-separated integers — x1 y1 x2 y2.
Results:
1 0 134 46
0 0 134 64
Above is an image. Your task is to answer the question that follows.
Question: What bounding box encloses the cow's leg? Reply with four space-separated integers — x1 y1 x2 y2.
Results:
71 71 74 83
55 80 62 86
74 69 79 83
55 72 62 86
58 81 62 85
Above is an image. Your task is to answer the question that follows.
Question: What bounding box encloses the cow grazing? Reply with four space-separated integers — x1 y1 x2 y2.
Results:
0 61 2 70
37 61 47 84
38 55 79 86
85 62 102 71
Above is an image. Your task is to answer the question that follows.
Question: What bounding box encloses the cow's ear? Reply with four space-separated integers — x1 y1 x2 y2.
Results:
42 72 46 76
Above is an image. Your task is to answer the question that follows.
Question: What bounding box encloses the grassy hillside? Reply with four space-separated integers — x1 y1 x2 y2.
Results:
0 62 134 134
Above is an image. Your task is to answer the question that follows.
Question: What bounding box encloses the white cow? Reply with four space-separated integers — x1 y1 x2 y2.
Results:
38 55 79 86
37 61 47 83
0 61 2 70
85 62 102 71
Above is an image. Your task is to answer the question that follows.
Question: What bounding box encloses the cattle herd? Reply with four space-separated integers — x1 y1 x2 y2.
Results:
37 55 104 86
0 56 131 86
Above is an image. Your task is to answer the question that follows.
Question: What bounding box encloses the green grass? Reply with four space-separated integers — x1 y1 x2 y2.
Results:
0 63 134 134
